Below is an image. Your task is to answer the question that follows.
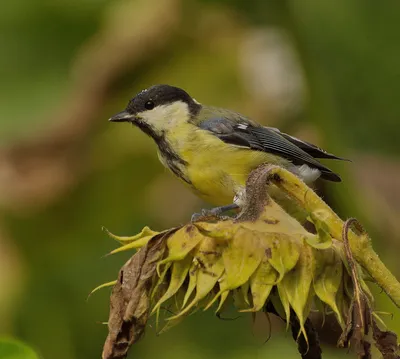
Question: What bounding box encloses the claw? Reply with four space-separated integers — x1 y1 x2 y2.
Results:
203 209 216 216
191 204 239 222
191 210 218 222
191 212 203 222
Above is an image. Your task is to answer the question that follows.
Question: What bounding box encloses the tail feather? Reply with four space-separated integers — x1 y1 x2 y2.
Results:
320 170 342 182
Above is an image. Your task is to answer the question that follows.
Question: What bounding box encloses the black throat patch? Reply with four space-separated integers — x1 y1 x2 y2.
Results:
135 123 191 185
157 133 191 185
134 119 158 139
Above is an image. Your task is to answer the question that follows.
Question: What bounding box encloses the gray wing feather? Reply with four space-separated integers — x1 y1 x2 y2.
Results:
267 127 349 161
199 115 344 182
248 127 339 172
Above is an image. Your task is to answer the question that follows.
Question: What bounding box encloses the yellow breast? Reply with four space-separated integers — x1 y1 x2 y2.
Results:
161 124 288 206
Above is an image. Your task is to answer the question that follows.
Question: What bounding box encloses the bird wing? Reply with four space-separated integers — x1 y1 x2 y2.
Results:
266 126 349 161
198 115 343 182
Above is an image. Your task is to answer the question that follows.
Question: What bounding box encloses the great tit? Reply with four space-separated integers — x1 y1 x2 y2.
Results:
109 84 347 216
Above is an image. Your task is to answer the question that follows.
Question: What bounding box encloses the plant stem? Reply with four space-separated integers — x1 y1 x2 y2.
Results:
256 165 400 309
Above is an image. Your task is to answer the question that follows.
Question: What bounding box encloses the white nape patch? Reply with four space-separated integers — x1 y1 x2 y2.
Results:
192 98 201 105
296 164 321 183
236 123 248 130
136 101 190 132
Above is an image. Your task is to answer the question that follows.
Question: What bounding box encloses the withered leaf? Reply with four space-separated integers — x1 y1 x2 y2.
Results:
373 320 400 359
102 231 171 359
338 219 372 359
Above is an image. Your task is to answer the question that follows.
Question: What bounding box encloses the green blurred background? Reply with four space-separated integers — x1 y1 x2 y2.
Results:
1 0 400 358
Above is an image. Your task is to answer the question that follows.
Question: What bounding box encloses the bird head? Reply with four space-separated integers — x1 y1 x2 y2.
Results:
109 85 201 138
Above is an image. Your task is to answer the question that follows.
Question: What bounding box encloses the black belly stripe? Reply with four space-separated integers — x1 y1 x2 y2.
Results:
158 135 192 185
134 120 191 184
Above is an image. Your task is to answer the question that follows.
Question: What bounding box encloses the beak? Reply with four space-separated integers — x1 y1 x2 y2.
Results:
108 110 135 122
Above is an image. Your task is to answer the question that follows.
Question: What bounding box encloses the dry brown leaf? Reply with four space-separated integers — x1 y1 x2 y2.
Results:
372 320 400 359
102 231 173 359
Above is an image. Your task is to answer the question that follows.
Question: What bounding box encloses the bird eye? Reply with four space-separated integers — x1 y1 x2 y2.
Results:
144 100 155 110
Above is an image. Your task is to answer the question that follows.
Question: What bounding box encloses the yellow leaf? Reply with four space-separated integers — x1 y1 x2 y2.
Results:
313 248 343 324
267 233 301 282
194 221 234 241
182 262 198 308
152 256 192 314
203 275 229 312
307 211 333 249
222 227 263 289
244 258 278 312
280 244 315 337
151 262 171 301
273 288 291 328
217 290 230 314
103 226 160 244
157 225 204 266
88 280 117 300
170 237 225 318
108 235 154 255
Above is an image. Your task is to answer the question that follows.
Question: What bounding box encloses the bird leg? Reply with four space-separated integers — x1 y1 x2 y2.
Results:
191 203 239 222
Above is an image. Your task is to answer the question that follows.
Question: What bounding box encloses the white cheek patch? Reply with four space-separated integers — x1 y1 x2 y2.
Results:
137 101 190 132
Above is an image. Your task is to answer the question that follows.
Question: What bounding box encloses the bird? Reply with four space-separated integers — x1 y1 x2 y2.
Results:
109 84 348 218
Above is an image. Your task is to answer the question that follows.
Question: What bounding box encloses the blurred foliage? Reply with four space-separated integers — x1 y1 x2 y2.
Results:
1 0 400 359
0 0 107 141
0 338 39 359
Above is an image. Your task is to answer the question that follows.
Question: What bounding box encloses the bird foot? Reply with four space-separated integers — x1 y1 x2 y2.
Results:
190 204 239 222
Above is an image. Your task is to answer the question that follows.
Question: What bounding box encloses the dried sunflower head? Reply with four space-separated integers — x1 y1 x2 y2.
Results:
98 165 400 359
